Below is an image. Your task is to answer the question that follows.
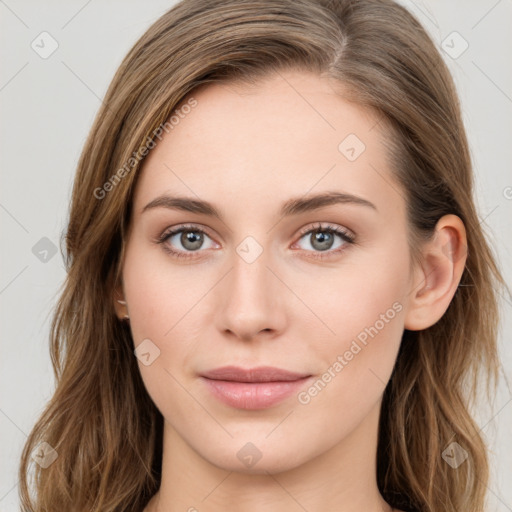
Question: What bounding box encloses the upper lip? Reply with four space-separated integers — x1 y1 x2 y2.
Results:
200 366 311 383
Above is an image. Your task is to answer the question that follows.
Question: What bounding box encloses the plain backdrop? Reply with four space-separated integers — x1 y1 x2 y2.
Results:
1 1 511 510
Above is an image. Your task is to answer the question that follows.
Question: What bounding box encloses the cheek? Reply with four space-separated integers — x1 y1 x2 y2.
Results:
294 244 409 404
121 242 211 401
122 240 202 343
302 243 408 344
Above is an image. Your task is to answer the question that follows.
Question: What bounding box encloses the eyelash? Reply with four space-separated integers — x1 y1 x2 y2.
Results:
156 222 356 261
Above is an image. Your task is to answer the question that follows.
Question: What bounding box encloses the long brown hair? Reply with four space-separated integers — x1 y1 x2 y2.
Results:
19 1 505 510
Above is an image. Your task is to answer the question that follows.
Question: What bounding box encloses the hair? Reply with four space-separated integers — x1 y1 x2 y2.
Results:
18 1 506 511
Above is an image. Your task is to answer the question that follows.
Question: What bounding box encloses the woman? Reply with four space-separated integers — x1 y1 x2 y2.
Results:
18 0 505 511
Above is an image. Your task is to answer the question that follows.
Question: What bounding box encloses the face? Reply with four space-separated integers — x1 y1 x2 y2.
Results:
119 69 418 474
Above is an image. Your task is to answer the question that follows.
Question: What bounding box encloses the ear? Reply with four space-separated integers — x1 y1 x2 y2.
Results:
113 278 129 321
404 214 467 331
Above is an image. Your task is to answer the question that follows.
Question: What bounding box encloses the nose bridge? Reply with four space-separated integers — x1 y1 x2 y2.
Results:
230 234 273 303
217 233 284 338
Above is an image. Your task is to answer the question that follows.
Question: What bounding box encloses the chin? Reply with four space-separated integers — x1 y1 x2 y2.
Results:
198 437 311 475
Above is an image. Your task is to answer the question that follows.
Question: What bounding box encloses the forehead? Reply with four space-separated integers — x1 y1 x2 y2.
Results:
133 69 401 219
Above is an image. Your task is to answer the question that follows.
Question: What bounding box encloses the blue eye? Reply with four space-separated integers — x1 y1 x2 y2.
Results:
156 222 355 260
293 222 355 259
157 224 216 259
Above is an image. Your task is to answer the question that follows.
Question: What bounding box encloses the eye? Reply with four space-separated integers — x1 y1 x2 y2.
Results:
156 224 218 259
291 222 355 259
156 222 355 261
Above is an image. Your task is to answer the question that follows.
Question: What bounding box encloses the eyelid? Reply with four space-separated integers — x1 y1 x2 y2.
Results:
296 222 355 241
158 222 354 242
159 223 216 240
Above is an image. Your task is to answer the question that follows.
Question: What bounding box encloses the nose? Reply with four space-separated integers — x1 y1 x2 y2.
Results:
215 240 287 342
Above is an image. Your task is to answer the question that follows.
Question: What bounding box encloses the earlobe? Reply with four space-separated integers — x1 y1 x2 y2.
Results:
113 280 130 321
404 214 467 331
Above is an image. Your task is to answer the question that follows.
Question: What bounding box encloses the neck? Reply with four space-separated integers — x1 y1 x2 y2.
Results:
146 401 394 512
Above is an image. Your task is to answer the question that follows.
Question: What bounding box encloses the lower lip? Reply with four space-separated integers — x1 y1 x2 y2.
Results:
200 376 312 410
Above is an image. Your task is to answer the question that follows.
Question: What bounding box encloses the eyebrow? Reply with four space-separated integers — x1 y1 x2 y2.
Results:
141 191 377 220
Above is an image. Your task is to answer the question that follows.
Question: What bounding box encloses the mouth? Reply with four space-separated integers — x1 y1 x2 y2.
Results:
199 366 313 410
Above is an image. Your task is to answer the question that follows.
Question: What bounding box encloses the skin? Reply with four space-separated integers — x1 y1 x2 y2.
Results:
114 69 467 512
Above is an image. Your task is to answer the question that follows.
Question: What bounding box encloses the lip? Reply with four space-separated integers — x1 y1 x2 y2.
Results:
200 366 312 410
201 365 310 382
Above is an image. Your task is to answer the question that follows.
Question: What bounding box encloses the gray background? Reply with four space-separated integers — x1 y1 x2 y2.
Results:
1 0 511 510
